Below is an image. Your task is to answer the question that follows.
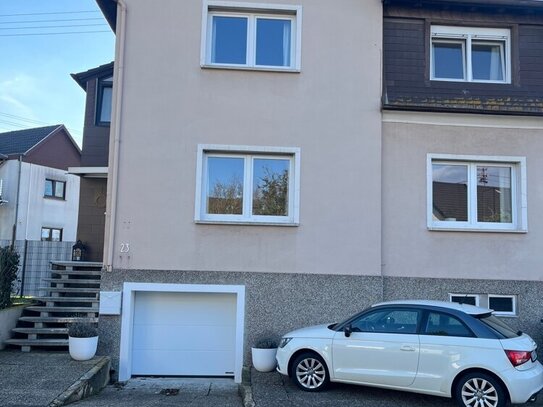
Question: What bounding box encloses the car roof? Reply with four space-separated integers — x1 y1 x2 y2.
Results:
372 300 492 315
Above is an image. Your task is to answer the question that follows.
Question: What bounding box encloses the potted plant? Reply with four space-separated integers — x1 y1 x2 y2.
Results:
251 339 278 372
68 322 98 361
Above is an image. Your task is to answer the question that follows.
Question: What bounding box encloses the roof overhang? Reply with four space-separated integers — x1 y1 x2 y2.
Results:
96 0 117 32
383 0 543 10
68 166 109 178
71 62 114 90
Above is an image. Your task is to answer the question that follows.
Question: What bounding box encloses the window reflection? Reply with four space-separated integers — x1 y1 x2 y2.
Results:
206 157 244 215
432 164 468 222
252 159 289 216
477 166 512 223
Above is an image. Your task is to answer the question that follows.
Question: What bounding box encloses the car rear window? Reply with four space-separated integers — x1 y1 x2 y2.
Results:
477 314 519 339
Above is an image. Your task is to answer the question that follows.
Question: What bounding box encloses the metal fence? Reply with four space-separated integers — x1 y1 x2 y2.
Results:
0 239 74 297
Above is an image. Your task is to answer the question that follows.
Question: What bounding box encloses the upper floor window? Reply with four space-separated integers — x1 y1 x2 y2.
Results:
201 1 302 71
427 154 527 232
195 145 300 225
96 76 113 125
44 179 66 200
431 26 511 83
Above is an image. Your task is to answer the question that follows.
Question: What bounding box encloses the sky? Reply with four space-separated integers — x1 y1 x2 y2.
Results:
0 0 115 146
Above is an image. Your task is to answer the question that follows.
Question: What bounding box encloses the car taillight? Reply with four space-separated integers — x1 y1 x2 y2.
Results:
505 350 532 367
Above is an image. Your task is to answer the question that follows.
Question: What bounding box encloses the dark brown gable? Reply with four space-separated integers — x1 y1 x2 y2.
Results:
24 127 81 170
383 3 543 115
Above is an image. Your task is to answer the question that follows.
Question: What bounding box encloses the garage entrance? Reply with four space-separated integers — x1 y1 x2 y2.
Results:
118 283 245 382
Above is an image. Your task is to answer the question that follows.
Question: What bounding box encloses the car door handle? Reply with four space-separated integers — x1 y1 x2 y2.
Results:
400 345 416 352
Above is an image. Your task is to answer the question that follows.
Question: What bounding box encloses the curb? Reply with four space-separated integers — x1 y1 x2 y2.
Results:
239 366 255 407
49 356 111 407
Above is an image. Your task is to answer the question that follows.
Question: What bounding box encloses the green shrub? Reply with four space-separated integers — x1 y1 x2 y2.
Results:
0 246 19 310
68 322 98 338
254 339 278 349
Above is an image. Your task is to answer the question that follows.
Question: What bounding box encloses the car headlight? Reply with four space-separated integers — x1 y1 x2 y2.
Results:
279 337 293 348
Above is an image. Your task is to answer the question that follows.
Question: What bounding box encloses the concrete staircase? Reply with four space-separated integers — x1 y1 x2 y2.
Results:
5 261 102 352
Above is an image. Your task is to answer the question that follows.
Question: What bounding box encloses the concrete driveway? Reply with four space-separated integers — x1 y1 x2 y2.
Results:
71 377 242 407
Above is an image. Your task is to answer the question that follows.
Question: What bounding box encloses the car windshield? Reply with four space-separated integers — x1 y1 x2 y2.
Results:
477 313 519 339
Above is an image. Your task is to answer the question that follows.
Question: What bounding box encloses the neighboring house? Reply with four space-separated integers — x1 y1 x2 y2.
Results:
0 125 81 242
381 0 543 324
69 62 113 262
94 0 543 383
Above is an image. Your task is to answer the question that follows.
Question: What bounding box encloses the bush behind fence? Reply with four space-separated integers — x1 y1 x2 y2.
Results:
0 240 74 297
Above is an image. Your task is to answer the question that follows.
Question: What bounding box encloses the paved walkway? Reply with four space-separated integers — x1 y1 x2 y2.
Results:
0 350 108 407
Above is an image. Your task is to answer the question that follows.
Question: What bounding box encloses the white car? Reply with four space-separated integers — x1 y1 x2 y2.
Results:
276 300 543 407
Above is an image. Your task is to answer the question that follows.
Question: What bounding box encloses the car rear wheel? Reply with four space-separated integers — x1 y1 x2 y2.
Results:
455 372 507 407
290 352 329 392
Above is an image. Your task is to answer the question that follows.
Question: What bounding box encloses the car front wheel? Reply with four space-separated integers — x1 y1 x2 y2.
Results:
290 352 329 392
455 372 507 407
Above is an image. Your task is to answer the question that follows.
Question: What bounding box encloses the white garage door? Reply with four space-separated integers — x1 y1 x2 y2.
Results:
131 291 237 376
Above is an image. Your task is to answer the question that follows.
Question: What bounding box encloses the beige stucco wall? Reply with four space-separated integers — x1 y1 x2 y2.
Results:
107 0 383 275
382 112 543 281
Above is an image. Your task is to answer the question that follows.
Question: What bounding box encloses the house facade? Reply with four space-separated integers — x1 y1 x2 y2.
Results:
0 125 81 242
95 0 543 382
70 62 113 262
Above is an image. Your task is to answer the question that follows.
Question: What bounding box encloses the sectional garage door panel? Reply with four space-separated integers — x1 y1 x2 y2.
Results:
131 291 237 376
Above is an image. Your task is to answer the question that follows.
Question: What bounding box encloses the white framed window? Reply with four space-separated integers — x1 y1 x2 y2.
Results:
449 293 480 307
448 293 517 317
96 76 113 125
41 227 63 242
431 26 511 83
427 154 527 232
44 179 66 200
201 1 302 71
488 294 517 316
195 144 300 225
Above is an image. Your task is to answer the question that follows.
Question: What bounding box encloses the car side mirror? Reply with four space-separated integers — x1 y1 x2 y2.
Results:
344 325 352 338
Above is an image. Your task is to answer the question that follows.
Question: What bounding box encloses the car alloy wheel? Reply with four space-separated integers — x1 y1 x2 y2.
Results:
291 352 329 391
456 373 506 407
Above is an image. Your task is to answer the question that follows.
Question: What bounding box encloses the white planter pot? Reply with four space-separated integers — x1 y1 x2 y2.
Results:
69 336 98 361
251 347 277 372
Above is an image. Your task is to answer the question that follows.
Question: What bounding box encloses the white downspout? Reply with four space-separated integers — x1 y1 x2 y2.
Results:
104 0 127 272
10 155 23 249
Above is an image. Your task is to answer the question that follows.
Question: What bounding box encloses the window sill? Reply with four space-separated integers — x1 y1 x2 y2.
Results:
195 220 299 227
428 226 527 234
43 196 66 201
430 78 511 85
201 64 300 73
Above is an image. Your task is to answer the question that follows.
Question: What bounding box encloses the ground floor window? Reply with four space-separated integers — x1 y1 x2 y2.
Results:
428 154 527 232
195 144 300 225
41 227 62 242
